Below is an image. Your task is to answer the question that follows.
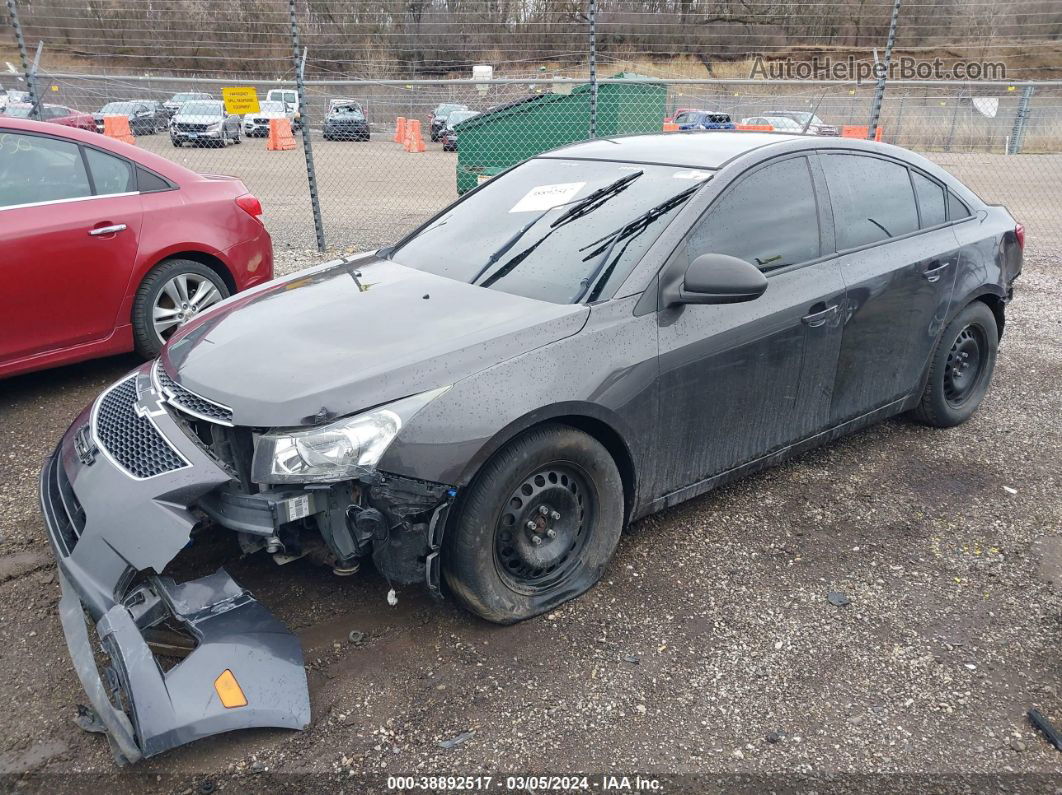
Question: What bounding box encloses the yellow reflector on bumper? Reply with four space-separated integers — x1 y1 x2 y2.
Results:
214 669 248 708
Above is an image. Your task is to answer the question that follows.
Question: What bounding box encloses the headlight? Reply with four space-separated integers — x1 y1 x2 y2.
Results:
251 387 447 484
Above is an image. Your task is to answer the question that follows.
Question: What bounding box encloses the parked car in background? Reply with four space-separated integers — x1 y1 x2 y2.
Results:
740 115 804 132
764 110 839 135
170 100 242 146
242 100 297 137
0 117 272 378
162 91 213 118
94 101 167 135
4 102 97 131
0 88 31 111
673 110 734 130
266 88 301 128
429 102 468 141
441 109 480 151
664 106 697 124
38 130 1021 762
323 101 370 141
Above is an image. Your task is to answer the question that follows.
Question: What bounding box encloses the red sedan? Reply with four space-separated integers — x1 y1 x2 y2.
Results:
0 117 274 378
4 102 96 131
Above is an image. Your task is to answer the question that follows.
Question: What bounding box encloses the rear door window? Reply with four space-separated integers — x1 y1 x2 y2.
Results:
911 170 947 228
0 132 91 207
687 156 820 273
948 191 972 220
822 153 919 249
84 147 135 195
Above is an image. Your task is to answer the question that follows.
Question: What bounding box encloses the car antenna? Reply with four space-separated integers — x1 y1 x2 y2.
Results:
801 88 829 134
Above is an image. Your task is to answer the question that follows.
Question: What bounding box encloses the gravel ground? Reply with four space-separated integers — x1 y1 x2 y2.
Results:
0 244 1060 787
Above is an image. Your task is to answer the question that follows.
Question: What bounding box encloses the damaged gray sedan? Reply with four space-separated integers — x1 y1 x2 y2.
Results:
41 132 1023 761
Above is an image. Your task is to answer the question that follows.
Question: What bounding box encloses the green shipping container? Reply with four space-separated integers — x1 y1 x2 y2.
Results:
454 75 666 194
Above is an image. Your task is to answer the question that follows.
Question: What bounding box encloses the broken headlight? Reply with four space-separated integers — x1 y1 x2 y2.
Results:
251 387 447 484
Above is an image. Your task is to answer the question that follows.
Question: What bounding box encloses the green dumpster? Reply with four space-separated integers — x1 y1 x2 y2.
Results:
454 75 666 194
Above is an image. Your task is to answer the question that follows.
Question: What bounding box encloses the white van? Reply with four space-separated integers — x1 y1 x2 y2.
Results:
266 89 300 128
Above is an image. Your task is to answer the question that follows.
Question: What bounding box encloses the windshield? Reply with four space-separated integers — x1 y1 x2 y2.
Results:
101 102 136 114
764 116 800 130
257 101 286 113
179 101 223 117
391 158 708 304
4 105 32 118
446 111 478 128
435 103 465 117
172 93 208 102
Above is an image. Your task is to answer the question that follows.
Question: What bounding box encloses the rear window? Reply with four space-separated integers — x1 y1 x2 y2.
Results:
822 153 919 250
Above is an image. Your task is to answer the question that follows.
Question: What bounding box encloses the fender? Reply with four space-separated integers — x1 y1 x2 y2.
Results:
456 400 641 520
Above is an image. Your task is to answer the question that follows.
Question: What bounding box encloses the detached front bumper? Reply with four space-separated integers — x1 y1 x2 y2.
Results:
39 366 310 763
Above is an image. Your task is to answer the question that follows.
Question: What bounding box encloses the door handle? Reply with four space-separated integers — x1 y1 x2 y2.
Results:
801 304 838 328
923 260 950 282
88 224 127 236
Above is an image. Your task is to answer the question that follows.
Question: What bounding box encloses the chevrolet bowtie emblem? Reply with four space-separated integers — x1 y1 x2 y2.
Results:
134 389 168 419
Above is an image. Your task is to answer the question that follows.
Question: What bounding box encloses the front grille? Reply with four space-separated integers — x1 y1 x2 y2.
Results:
154 363 233 425
45 452 84 554
94 376 188 479
175 122 209 132
253 118 268 124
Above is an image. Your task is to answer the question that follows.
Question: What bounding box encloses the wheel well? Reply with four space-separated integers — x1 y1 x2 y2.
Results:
973 293 1005 339
552 415 637 525
155 252 236 293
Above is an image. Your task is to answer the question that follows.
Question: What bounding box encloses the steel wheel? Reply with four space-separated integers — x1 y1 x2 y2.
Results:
152 273 224 344
493 463 596 594
943 323 985 407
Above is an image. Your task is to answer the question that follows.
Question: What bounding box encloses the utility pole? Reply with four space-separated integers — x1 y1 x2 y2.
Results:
588 0 597 138
867 0 901 140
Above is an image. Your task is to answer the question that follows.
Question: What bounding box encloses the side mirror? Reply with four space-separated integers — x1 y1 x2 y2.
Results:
664 253 768 306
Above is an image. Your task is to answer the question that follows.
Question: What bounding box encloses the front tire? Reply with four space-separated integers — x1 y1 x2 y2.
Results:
443 424 624 624
910 301 998 427
132 259 230 358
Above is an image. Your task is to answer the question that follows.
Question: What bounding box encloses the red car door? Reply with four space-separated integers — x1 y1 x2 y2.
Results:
0 129 142 362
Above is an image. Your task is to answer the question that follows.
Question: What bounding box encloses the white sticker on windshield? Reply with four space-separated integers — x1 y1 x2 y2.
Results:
672 169 712 181
509 182 586 213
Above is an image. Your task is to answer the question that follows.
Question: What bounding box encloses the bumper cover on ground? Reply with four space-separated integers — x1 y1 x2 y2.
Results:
40 367 311 763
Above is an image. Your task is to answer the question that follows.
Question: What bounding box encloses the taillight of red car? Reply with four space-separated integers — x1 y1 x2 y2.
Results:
235 194 264 223
1015 223 1025 250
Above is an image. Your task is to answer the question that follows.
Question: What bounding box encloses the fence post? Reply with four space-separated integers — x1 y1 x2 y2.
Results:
1008 85 1034 155
867 0 901 140
288 0 326 252
944 89 966 151
588 0 597 139
5 0 41 120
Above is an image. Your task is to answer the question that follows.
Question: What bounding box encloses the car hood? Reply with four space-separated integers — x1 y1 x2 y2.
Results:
173 114 224 123
162 256 589 427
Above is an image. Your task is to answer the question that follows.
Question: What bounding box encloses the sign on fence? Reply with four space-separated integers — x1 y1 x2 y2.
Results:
221 86 260 115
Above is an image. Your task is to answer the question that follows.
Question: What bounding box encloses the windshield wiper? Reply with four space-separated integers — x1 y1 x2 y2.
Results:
470 170 644 287
572 183 703 303
548 170 643 227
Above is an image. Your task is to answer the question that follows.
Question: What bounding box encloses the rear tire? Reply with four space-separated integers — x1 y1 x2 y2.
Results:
132 259 230 359
910 301 998 428
443 424 624 624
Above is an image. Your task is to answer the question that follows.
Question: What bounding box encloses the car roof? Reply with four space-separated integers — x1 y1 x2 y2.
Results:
541 131 805 169
0 116 203 182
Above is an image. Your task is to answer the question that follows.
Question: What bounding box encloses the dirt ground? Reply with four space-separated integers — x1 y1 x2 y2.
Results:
0 153 1061 791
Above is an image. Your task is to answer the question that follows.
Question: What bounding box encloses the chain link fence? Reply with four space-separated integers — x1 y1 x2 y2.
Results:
4 1 1062 257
